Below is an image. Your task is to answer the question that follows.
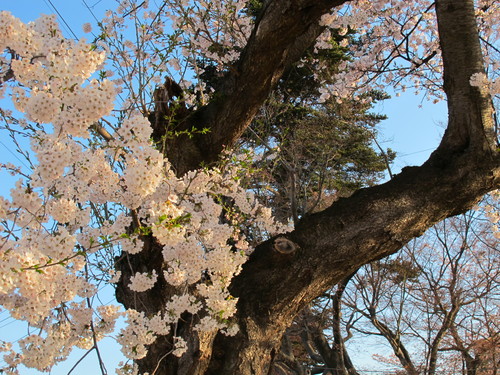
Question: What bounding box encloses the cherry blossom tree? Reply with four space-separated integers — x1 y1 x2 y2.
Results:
0 0 499 374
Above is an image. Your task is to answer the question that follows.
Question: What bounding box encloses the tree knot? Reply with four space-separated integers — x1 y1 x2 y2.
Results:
273 236 299 254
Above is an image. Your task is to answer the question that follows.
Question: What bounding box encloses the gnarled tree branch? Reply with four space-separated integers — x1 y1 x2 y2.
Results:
204 0 500 373
162 0 349 175
118 0 500 374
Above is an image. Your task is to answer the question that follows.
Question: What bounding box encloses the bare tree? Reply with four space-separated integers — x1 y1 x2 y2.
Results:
341 208 499 375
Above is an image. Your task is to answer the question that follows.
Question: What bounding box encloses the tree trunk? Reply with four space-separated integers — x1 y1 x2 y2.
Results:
115 0 500 374
329 273 359 375
368 313 419 375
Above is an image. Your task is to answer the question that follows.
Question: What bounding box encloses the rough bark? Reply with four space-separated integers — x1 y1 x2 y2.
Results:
162 0 349 175
115 0 500 374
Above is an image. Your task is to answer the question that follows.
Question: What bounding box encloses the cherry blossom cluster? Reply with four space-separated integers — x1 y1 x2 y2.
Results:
93 0 500 112
0 10 283 373
0 11 115 138
0 10 118 361
92 0 254 113
317 0 499 102
470 72 500 96
161 0 252 68
317 0 441 101
111 155 285 360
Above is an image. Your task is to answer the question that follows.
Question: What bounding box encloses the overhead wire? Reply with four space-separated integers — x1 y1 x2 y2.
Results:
82 0 100 23
398 147 435 157
0 140 31 170
42 0 79 40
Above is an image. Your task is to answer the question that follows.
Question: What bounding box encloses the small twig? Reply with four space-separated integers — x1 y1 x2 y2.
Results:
371 135 394 179
151 350 173 375
90 122 114 142
479 36 500 55
122 1 146 18
85 263 108 375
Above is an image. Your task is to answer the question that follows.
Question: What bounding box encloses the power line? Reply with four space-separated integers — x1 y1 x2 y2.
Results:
0 140 31 170
398 147 435 157
42 0 79 40
82 0 100 23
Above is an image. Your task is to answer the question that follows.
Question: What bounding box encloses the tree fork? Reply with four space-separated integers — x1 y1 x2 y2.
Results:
115 0 500 374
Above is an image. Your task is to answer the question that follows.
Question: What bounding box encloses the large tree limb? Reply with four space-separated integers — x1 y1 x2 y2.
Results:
434 0 496 156
164 0 349 174
120 0 500 374
203 0 500 373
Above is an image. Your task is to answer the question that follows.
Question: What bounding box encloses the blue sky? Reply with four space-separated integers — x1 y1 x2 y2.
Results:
0 1 449 373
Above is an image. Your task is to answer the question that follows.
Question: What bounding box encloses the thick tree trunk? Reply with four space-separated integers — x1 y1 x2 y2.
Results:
115 0 500 374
